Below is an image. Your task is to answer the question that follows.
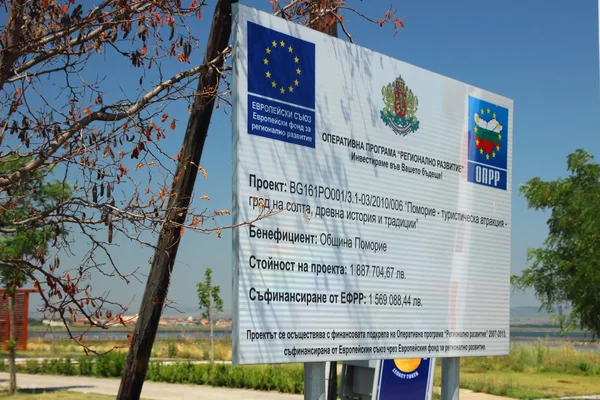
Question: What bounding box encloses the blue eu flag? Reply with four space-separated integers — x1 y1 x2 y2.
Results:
247 21 316 110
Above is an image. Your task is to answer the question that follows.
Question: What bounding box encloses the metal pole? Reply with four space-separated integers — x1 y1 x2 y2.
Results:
304 362 326 400
441 358 460 400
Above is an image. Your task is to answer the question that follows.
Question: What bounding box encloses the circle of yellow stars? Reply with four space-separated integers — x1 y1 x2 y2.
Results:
263 38 301 95
473 107 502 161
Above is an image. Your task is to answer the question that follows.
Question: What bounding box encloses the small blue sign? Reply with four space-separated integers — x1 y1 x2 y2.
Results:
467 96 509 190
378 358 434 400
248 94 315 148
246 21 316 148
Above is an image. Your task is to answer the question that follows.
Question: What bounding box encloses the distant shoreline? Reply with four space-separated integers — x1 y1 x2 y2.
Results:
28 325 231 332
28 324 590 333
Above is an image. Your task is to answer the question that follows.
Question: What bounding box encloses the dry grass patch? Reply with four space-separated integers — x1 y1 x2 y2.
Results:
19 338 232 361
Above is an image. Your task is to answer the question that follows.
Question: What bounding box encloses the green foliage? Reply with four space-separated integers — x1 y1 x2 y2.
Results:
25 359 40 374
196 268 224 363
78 356 93 376
196 268 224 320
512 149 600 336
36 358 75 376
94 351 127 378
18 357 305 394
551 309 578 337
138 362 304 393
167 340 178 358
0 156 72 292
6 338 16 352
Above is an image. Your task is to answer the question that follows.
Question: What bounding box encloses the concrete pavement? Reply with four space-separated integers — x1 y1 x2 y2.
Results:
0 372 301 399
0 372 515 399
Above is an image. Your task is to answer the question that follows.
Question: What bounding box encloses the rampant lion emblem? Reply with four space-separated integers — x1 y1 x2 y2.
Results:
379 75 420 136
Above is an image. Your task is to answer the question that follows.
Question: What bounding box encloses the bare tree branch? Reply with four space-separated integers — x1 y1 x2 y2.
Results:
0 46 231 189
0 0 24 89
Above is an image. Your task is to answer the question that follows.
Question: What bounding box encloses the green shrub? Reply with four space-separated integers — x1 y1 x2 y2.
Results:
78 356 93 376
26 359 40 374
40 358 58 374
167 341 178 358
61 358 75 376
534 341 547 366
578 361 590 373
94 351 126 378
146 362 162 381
140 362 304 394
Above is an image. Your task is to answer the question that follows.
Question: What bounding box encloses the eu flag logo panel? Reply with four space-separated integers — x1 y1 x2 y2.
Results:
467 96 509 190
247 21 316 148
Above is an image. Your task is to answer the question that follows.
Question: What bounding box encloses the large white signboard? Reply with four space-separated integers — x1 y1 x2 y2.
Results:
231 3 512 365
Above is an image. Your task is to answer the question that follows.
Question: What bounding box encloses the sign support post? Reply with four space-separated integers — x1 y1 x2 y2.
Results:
307 4 336 400
441 358 460 400
305 361 327 400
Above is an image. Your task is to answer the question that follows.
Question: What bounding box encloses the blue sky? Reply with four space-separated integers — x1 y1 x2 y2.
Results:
15 0 600 317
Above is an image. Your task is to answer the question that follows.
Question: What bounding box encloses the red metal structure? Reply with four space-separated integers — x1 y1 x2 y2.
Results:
0 289 37 351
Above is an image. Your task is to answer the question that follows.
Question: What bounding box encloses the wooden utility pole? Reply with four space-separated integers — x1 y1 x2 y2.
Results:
116 1 237 398
308 2 338 399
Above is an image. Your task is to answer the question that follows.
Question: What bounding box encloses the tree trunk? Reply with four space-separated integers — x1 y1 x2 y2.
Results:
8 296 16 395
209 297 214 364
116 1 237 399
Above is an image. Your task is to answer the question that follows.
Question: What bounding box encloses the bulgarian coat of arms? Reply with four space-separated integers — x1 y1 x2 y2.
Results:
380 74 420 136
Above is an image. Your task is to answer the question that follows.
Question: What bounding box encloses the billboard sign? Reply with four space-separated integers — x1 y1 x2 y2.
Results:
231 3 512 365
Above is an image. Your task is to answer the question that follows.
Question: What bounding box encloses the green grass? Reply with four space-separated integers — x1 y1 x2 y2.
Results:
432 340 600 398
461 372 600 399
461 340 600 375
